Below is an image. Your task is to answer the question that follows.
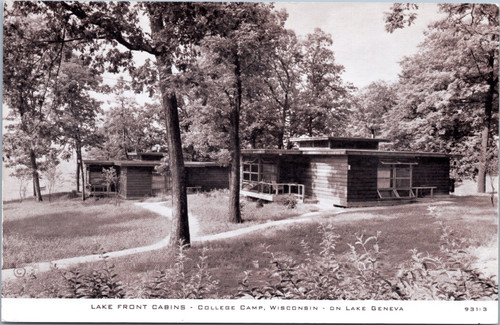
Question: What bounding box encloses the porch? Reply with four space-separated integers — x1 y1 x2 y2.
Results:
241 181 305 202
240 154 305 203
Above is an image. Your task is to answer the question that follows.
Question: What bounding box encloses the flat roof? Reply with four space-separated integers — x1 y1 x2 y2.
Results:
290 136 390 143
114 161 160 167
82 160 116 165
241 149 302 155
242 148 451 158
83 160 226 167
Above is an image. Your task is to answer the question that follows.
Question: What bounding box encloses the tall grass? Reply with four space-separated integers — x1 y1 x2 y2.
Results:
3 196 496 299
2 197 170 269
183 190 318 235
3 216 497 300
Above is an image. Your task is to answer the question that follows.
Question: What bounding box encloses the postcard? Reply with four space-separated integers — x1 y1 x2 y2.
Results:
2 1 498 323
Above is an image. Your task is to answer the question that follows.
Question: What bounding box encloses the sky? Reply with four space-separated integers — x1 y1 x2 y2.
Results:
275 2 443 88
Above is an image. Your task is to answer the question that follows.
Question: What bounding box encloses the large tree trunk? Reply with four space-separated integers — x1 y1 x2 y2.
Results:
29 149 43 202
477 74 495 193
148 11 190 248
156 54 190 247
229 53 243 224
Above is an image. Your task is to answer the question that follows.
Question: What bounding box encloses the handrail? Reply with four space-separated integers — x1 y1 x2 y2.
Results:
242 181 305 202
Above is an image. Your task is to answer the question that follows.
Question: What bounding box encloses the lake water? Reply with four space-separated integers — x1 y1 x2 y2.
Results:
2 157 77 202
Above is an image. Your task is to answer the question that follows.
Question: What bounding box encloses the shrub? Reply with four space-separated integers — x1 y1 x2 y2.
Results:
67 190 79 199
61 255 125 298
236 220 498 300
386 221 498 300
143 242 219 299
280 195 297 209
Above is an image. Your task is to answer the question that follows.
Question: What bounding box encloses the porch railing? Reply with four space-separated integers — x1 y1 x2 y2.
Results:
242 181 305 202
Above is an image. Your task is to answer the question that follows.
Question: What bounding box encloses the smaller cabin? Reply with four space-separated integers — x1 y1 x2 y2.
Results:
241 137 451 207
84 153 229 199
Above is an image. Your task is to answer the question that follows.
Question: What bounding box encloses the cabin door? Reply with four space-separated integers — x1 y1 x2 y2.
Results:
377 163 413 198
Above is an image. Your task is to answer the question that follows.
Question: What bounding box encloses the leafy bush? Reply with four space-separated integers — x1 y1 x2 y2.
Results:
387 222 498 300
61 255 125 298
20 243 219 299
236 221 498 300
143 242 218 299
280 195 298 209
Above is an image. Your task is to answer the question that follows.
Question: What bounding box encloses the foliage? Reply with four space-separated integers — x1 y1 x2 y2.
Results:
236 219 498 300
90 79 164 160
43 161 63 202
102 167 119 204
384 3 419 33
291 28 353 138
382 4 499 188
53 55 103 192
143 242 219 299
347 81 397 138
280 195 298 209
2 7 67 201
10 167 31 202
259 29 302 149
61 256 125 298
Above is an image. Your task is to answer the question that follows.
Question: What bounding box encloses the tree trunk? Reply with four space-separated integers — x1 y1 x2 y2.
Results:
308 115 313 137
477 75 495 193
76 157 80 192
146 10 190 247
76 142 86 201
229 53 243 224
278 94 289 149
277 133 283 149
29 149 43 202
155 54 190 247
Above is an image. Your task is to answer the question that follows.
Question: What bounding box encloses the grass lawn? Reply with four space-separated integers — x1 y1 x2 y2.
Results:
4 195 496 298
2 194 170 269
164 190 320 236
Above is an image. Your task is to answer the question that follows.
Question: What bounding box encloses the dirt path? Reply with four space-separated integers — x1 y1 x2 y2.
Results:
0 199 469 282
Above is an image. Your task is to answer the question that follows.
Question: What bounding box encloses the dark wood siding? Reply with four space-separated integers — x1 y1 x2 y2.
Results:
412 157 450 195
329 140 379 150
278 156 308 183
152 172 170 195
347 155 379 202
298 156 348 206
186 166 229 190
124 166 153 198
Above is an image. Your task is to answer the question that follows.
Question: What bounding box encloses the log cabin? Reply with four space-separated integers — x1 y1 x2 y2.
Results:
241 137 452 207
83 153 229 199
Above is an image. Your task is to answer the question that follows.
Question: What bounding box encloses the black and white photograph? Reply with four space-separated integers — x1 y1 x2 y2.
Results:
1 1 498 323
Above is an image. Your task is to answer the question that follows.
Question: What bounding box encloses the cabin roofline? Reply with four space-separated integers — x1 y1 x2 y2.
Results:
83 160 225 168
241 148 452 158
290 136 391 143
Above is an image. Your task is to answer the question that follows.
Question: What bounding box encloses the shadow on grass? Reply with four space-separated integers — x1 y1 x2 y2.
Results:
3 208 161 239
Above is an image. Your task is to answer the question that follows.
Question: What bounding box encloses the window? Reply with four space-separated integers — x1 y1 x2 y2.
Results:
377 163 414 198
243 161 260 182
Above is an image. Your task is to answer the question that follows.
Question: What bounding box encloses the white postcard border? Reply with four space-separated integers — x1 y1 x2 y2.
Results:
1 298 498 324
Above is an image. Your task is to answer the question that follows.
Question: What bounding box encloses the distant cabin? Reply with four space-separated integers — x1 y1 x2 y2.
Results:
241 137 451 207
84 153 229 199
